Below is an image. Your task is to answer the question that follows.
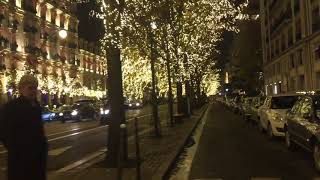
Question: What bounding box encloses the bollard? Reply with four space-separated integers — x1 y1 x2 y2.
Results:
117 124 126 180
134 117 141 180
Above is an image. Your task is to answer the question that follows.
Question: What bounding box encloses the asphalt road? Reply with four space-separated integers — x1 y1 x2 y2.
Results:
0 104 171 179
188 102 320 180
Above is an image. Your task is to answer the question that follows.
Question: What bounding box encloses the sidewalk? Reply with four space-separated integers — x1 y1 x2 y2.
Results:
48 104 208 180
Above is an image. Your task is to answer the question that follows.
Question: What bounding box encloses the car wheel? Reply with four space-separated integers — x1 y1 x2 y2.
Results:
267 123 273 139
314 141 320 172
285 130 295 150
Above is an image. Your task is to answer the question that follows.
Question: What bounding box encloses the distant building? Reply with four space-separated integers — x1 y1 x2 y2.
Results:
260 0 320 95
0 0 106 105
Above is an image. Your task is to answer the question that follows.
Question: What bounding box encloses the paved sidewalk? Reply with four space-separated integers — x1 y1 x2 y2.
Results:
48 104 208 180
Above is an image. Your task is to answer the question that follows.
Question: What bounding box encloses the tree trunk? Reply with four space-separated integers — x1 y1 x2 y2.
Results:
165 41 174 126
105 46 127 165
184 80 191 117
177 82 183 114
150 33 160 137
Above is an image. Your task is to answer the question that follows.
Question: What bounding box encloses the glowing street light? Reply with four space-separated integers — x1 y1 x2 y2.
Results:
58 29 68 39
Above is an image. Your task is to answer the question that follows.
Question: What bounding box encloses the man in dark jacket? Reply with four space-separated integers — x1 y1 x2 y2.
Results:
0 74 48 180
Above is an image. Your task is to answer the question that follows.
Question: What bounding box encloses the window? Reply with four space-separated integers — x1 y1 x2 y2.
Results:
298 97 312 117
271 96 298 109
297 50 303 65
316 72 320 89
296 19 302 41
290 54 295 68
312 5 320 33
299 75 305 90
290 77 296 91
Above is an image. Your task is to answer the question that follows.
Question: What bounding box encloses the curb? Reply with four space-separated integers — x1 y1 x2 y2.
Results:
162 103 209 180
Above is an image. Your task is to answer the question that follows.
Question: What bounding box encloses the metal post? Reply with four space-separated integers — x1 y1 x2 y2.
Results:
134 118 141 180
117 124 126 180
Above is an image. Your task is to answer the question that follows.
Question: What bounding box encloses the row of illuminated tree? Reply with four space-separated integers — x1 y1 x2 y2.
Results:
78 0 248 165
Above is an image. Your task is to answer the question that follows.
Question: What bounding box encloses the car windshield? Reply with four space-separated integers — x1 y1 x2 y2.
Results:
271 96 297 109
58 105 71 111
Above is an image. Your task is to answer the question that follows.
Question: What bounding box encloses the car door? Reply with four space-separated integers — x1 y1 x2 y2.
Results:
291 97 313 148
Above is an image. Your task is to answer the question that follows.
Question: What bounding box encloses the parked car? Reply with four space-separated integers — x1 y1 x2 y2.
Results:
69 100 99 121
284 95 320 171
242 97 253 120
41 106 56 121
258 94 298 138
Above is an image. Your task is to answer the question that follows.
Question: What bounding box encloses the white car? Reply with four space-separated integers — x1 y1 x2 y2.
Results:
258 95 298 138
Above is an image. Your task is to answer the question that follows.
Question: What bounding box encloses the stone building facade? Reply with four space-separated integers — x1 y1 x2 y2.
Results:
0 0 106 105
260 0 320 95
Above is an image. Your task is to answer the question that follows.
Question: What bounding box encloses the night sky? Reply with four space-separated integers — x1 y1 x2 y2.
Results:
76 1 104 43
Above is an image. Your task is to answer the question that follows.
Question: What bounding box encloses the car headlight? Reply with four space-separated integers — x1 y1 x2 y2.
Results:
272 114 283 122
52 113 56 117
59 113 63 116
105 109 110 114
71 110 78 116
129 104 132 107
100 110 105 115
136 103 140 106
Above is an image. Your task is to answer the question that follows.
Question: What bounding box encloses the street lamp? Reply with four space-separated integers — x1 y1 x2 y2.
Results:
58 29 68 39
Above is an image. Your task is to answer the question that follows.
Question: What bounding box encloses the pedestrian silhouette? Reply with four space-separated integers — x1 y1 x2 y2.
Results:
0 74 48 180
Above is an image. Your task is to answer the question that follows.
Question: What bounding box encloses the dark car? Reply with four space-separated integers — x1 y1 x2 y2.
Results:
99 100 111 125
127 100 143 109
284 95 320 171
41 106 56 122
69 100 99 121
54 105 73 123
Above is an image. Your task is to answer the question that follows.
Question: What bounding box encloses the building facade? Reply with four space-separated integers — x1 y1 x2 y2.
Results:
0 0 106 106
260 0 320 95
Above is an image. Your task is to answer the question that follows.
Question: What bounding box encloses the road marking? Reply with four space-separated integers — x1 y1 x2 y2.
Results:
47 128 81 137
55 127 154 173
48 146 73 156
48 125 108 142
0 112 165 155
56 148 107 173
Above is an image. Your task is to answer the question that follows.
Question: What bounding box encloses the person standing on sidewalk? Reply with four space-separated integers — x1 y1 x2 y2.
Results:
0 74 48 180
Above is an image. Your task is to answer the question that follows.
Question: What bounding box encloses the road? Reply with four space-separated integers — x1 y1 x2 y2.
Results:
174 102 320 180
0 104 171 179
